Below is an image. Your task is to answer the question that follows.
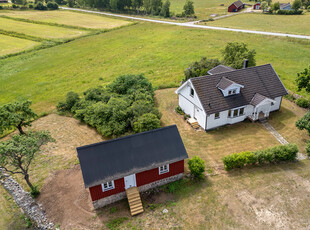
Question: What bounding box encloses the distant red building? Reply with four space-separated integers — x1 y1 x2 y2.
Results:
253 2 261 10
228 0 244 12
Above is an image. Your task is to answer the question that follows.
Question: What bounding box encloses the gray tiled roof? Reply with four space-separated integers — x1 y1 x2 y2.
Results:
232 0 243 8
216 77 236 90
208 65 235 75
191 64 287 114
250 93 268 106
77 125 188 188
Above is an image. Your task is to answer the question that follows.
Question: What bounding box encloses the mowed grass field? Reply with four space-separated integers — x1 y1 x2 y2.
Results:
0 22 309 113
0 17 87 39
0 10 132 29
0 34 39 56
203 13 310 36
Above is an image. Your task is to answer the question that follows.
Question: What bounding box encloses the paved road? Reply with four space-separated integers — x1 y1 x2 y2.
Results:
60 7 310 40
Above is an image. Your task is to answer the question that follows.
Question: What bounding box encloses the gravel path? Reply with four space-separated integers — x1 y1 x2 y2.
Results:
60 7 310 40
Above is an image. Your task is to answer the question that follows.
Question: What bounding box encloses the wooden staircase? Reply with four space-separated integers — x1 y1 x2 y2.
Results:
187 118 200 129
126 187 144 216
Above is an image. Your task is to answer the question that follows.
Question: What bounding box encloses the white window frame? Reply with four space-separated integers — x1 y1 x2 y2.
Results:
215 112 220 119
101 180 115 192
228 107 245 118
159 164 169 175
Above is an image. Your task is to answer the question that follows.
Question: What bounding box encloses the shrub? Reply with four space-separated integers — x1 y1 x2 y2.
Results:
296 98 310 108
47 1 58 9
222 144 298 170
30 185 40 198
133 113 161 133
35 2 47 10
175 106 185 115
28 4 34 8
184 57 221 80
188 156 205 179
57 91 80 112
277 9 303 14
296 112 310 135
184 114 190 120
306 141 310 156
12 4 19 8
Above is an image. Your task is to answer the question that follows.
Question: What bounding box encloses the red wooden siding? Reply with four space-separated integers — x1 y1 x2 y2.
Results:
228 3 243 12
89 160 184 201
136 160 184 187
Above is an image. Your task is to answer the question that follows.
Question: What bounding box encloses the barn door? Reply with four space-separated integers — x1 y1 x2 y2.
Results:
124 174 136 189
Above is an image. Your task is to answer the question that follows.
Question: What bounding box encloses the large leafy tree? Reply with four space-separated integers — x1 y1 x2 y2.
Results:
0 131 55 191
292 0 302 10
160 0 170 17
183 0 195 16
296 66 310 92
222 42 256 69
184 57 221 80
0 100 37 135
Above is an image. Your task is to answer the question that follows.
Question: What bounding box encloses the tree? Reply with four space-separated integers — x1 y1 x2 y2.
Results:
296 112 310 135
183 0 194 16
132 0 143 13
265 0 272 5
57 91 80 112
160 0 170 17
296 66 310 92
272 2 280 10
0 131 54 193
292 0 302 10
133 113 161 133
0 100 37 135
222 42 256 69
260 1 268 11
188 156 205 179
184 57 221 80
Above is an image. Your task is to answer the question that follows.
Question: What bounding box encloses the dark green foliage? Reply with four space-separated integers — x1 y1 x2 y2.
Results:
12 4 19 8
184 114 190 120
0 131 55 190
184 57 221 80
296 66 310 92
222 42 256 69
160 0 170 17
56 91 80 112
106 217 128 230
165 179 184 193
28 4 34 8
57 75 160 137
277 9 303 14
183 0 195 16
271 2 280 10
222 144 298 170
188 156 205 179
305 141 310 156
292 0 302 10
35 2 47 10
133 113 161 133
47 1 59 9
296 112 310 135
175 106 185 115
67 0 74 7
296 98 310 108
109 207 117 214
30 185 40 198
0 100 37 135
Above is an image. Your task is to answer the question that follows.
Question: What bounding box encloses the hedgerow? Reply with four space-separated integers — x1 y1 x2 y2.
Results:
57 74 161 137
222 144 298 170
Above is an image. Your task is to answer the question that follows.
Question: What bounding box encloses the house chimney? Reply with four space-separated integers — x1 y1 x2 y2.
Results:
243 59 249 69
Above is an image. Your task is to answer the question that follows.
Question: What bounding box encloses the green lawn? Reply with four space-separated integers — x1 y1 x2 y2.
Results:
0 34 39 56
202 12 310 36
0 22 309 113
0 10 132 29
0 17 87 39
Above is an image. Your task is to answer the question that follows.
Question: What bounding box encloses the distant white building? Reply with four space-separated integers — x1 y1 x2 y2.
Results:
175 63 287 130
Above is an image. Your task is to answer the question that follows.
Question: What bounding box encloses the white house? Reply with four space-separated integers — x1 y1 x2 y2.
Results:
175 63 288 130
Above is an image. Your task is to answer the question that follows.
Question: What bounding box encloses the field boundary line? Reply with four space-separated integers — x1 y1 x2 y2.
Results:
60 7 310 40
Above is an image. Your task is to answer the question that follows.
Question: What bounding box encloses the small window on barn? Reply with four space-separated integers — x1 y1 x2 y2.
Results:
101 181 115 192
159 164 169 175
190 88 194 97
215 112 220 119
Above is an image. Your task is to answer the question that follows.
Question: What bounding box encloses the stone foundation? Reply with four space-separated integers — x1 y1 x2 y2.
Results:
92 173 184 209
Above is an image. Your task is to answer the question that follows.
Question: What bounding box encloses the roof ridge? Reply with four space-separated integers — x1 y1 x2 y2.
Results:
77 125 177 151
191 64 272 81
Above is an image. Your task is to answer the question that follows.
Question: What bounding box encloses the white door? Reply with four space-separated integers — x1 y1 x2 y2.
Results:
124 174 136 189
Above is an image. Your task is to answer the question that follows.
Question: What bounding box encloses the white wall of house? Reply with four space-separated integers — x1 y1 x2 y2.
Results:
206 105 253 130
270 96 282 111
177 82 206 129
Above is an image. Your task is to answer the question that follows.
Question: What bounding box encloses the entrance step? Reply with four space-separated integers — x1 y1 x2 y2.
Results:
126 187 144 216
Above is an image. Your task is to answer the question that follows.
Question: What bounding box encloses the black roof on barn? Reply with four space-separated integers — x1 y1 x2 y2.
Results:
190 64 287 114
77 125 188 188
230 0 243 8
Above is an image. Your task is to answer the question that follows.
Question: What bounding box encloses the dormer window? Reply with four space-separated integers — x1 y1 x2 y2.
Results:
228 89 237 95
190 88 194 97
216 77 244 97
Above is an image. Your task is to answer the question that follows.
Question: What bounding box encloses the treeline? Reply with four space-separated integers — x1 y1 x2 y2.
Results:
71 0 195 17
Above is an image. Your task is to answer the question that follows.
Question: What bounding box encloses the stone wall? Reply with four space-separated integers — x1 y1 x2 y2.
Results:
0 168 54 230
93 173 183 209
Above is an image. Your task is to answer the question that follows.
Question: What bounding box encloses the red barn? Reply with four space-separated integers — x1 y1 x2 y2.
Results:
253 2 261 9
228 0 244 12
77 125 188 215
